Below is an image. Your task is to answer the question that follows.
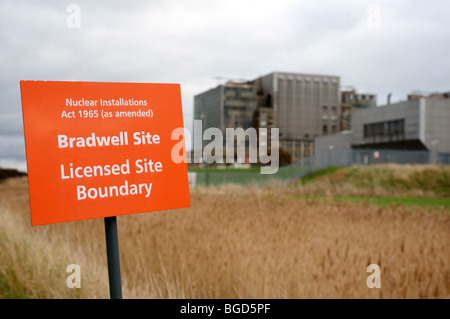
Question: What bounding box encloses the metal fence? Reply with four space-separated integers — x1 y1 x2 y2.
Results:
189 149 450 187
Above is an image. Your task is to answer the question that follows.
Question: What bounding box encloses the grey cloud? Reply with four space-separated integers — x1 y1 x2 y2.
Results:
0 0 449 157
0 135 26 160
0 113 24 136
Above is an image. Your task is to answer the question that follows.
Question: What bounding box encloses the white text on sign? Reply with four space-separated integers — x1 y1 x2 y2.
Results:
57 131 160 148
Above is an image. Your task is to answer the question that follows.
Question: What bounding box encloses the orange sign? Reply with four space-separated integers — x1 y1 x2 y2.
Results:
20 81 190 226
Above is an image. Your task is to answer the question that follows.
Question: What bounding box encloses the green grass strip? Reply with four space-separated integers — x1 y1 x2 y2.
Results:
301 194 450 209
300 166 345 185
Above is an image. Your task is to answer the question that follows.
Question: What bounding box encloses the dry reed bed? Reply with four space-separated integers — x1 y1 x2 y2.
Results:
0 177 448 298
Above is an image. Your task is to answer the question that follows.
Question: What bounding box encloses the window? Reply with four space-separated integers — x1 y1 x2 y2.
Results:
323 105 328 110
364 119 405 139
323 125 328 134
388 119 405 135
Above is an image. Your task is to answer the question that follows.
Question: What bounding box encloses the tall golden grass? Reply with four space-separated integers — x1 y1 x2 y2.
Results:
0 167 448 299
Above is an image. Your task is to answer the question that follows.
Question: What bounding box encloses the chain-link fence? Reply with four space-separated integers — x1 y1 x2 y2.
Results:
188 149 450 187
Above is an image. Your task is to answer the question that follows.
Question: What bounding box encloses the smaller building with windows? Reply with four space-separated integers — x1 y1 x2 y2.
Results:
315 96 450 154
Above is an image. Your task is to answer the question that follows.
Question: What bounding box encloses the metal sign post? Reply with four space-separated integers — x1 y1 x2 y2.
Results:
104 216 122 299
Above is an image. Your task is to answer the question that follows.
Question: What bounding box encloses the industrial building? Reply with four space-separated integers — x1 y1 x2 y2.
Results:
250 72 340 161
193 81 257 164
193 71 341 163
194 82 256 133
315 95 450 156
340 89 377 131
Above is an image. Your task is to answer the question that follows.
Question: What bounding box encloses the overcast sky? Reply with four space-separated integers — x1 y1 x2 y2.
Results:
1 0 449 171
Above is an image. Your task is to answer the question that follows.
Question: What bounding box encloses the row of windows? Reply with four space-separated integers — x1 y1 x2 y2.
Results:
280 132 316 139
278 75 338 83
343 94 375 102
283 140 312 148
278 98 339 106
293 150 312 159
364 119 405 139
322 115 338 120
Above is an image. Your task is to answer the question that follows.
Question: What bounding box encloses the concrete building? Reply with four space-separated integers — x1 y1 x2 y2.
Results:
194 81 256 133
315 96 450 155
340 90 376 131
194 71 341 163
193 81 257 164
250 72 340 161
